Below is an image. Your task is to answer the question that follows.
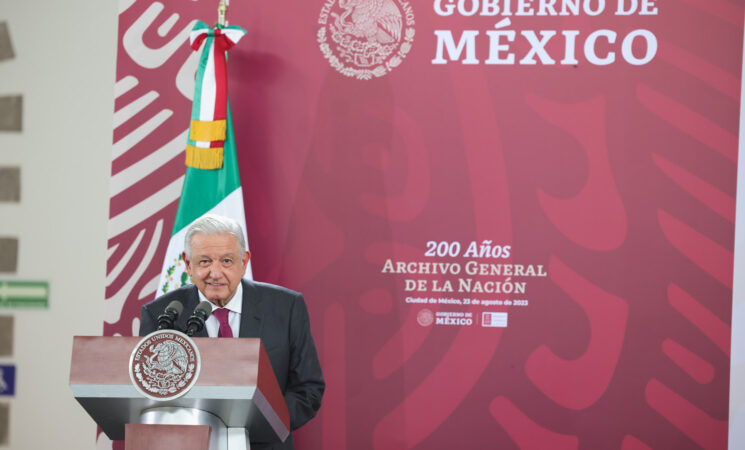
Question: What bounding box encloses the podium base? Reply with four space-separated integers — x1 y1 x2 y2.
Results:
125 424 211 450
139 407 249 450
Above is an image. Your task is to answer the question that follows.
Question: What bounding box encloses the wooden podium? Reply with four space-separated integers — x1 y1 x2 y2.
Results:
69 336 290 450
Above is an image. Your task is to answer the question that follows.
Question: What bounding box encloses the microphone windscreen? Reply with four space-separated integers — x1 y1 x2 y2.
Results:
165 300 184 316
195 300 213 318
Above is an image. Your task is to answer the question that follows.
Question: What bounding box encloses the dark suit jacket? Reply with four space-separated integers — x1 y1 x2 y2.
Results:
140 280 325 450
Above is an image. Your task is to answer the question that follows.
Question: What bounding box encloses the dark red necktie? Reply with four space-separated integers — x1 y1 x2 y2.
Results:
213 308 233 338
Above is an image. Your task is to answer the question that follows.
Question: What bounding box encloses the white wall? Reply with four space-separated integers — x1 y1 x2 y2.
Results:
0 0 116 448
730 16 745 449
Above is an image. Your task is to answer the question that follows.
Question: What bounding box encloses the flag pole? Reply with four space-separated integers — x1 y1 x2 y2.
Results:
218 0 228 26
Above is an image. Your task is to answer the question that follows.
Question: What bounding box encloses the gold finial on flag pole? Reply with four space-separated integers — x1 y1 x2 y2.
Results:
217 0 228 26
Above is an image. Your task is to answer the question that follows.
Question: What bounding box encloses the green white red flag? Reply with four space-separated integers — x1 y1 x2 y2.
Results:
157 20 251 296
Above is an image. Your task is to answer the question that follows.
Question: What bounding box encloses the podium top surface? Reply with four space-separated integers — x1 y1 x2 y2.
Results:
70 336 262 386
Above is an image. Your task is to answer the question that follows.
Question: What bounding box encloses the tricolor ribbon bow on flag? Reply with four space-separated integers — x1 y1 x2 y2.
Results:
186 21 246 170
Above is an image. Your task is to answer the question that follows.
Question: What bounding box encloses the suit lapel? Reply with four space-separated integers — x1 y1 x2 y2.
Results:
239 280 263 338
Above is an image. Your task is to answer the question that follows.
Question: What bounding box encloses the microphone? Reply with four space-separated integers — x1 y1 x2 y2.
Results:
185 301 213 336
157 300 184 330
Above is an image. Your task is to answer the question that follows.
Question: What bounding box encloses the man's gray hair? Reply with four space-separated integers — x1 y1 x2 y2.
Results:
184 214 246 258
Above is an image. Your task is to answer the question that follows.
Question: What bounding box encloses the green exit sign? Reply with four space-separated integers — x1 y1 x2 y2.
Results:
0 281 48 308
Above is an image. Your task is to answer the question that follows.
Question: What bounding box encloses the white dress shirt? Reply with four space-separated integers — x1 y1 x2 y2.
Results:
198 282 242 337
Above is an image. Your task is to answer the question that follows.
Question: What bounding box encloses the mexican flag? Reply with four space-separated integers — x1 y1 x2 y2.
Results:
157 21 252 295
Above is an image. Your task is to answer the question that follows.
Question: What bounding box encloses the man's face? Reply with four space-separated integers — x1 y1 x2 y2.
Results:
183 232 250 307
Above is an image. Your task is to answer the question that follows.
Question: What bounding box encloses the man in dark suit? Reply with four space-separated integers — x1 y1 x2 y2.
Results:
139 214 324 450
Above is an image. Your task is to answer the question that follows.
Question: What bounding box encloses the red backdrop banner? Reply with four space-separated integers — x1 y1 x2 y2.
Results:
107 1 742 448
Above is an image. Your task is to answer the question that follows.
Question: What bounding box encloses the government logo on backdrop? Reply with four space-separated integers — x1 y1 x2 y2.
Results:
317 0 415 79
417 308 434 327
